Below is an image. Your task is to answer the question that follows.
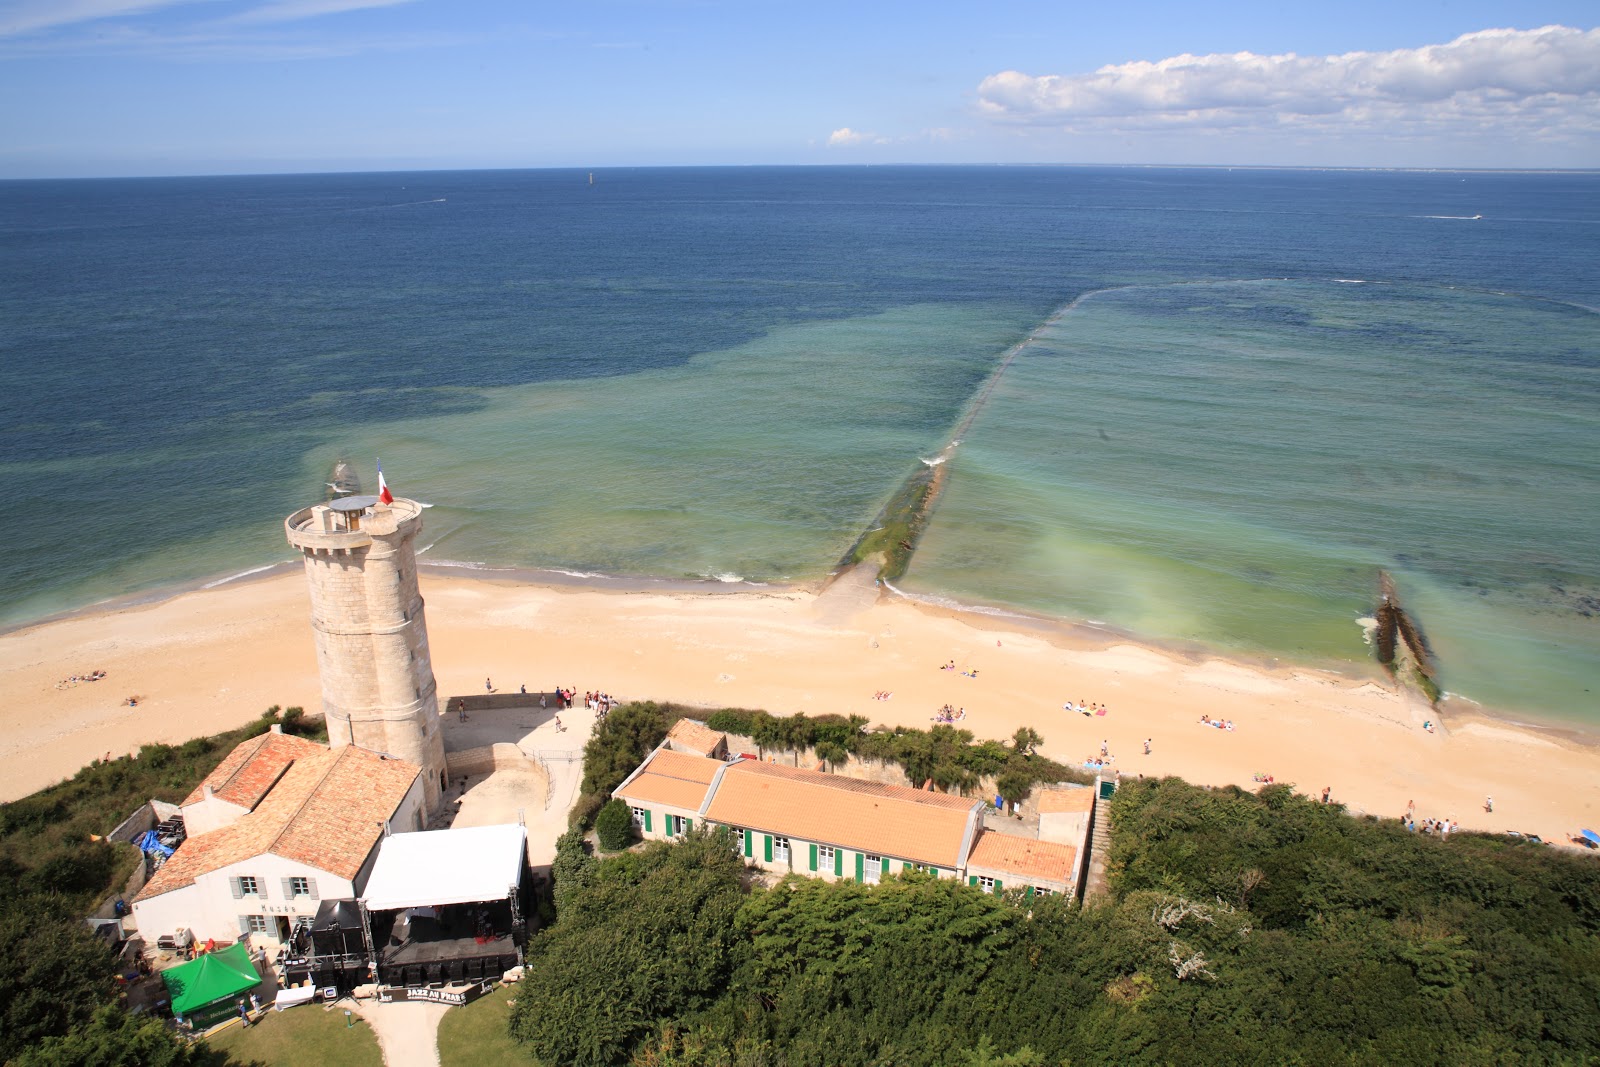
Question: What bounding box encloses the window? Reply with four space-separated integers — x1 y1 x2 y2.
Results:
289 877 311 897
631 807 646 827
773 836 790 863
865 854 882 884
231 875 264 899
670 814 692 836
978 876 996 894
1033 886 1053 897
733 827 747 854
245 915 270 934
818 845 836 874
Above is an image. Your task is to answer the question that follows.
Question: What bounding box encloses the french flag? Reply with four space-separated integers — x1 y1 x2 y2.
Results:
377 460 394 505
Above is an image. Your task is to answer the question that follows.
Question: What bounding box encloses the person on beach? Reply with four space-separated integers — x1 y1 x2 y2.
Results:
1321 786 1331 804
457 699 468 722
1143 738 1151 755
485 677 493 693
1485 795 1494 813
520 684 526 694
1101 740 1109 757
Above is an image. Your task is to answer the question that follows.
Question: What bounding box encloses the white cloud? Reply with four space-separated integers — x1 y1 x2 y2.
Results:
228 0 415 24
976 25 1600 138
827 127 894 147
0 0 204 37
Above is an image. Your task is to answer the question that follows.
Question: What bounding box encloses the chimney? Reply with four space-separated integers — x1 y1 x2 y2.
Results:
202 782 214 800
270 723 283 734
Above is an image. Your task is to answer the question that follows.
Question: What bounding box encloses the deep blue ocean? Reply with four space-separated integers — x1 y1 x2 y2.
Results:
1 167 1596 722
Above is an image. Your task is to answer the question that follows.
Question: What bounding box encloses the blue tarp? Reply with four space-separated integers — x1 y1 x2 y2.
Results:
137 830 174 858
1581 829 1600 848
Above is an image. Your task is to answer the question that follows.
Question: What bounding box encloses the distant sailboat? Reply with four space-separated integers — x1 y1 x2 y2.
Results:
588 172 594 186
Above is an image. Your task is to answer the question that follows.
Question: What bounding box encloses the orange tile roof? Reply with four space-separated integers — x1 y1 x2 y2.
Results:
181 732 325 809
137 746 419 902
965 830 1078 886
1036 787 1096 814
704 761 980 869
665 719 725 757
615 749 722 811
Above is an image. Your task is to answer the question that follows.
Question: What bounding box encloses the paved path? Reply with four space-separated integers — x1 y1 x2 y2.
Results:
352 999 451 1067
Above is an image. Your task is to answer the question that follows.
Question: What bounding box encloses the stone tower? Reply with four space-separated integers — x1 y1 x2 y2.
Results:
285 492 448 810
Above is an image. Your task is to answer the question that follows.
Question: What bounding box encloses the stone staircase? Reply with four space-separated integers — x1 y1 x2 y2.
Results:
1082 786 1114 902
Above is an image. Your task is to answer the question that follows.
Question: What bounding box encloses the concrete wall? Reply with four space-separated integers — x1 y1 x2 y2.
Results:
445 743 547 780
962 863 1070 898
616 788 960 884
133 855 356 947
717 824 954 883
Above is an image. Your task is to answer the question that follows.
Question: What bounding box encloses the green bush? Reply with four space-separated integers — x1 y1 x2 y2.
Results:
595 799 634 852
500 775 1600 1067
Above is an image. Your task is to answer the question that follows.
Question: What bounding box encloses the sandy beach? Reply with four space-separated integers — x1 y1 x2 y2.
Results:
3 565 1598 848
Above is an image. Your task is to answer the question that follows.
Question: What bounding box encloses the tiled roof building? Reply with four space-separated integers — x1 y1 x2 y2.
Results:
132 729 426 947
614 722 1092 896
663 718 728 759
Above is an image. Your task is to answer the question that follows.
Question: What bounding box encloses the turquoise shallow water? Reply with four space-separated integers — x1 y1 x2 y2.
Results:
305 304 1023 582
904 280 1600 723
3 167 1598 725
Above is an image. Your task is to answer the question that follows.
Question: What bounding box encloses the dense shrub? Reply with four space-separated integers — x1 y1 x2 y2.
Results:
595 799 635 851
502 776 1600 1067
708 708 1084 796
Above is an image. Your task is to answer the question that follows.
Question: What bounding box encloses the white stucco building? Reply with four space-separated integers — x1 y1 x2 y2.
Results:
132 728 424 947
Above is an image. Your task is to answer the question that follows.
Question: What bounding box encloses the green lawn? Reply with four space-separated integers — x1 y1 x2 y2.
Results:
202 1003 383 1067
437 985 529 1067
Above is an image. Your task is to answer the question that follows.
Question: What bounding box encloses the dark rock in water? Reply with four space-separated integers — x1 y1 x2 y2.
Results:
1374 571 1439 705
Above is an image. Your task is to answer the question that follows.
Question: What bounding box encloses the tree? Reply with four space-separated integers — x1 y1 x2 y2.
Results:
814 741 848 771
995 764 1034 810
596 799 636 852
511 834 748 1067
12 1005 204 1067
1011 727 1043 756
551 827 598 920
0 901 118 1063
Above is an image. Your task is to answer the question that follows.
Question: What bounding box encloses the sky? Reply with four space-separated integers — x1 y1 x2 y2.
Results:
0 0 1596 177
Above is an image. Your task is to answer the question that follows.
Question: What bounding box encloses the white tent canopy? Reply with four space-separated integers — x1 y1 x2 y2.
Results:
361 824 527 912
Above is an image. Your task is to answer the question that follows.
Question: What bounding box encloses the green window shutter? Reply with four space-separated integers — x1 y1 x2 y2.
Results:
903 861 913 873
684 818 692 833
764 835 773 863
1025 886 1035 900
808 844 818 872
643 810 653 833
969 875 979 887
664 815 672 837
744 829 753 857
994 880 1003 894
881 856 890 876
855 852 864 883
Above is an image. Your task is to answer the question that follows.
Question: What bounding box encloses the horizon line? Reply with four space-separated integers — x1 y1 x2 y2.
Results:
5 161 1600 182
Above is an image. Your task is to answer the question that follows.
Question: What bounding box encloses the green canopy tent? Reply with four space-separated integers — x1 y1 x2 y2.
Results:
162 941 262 1029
